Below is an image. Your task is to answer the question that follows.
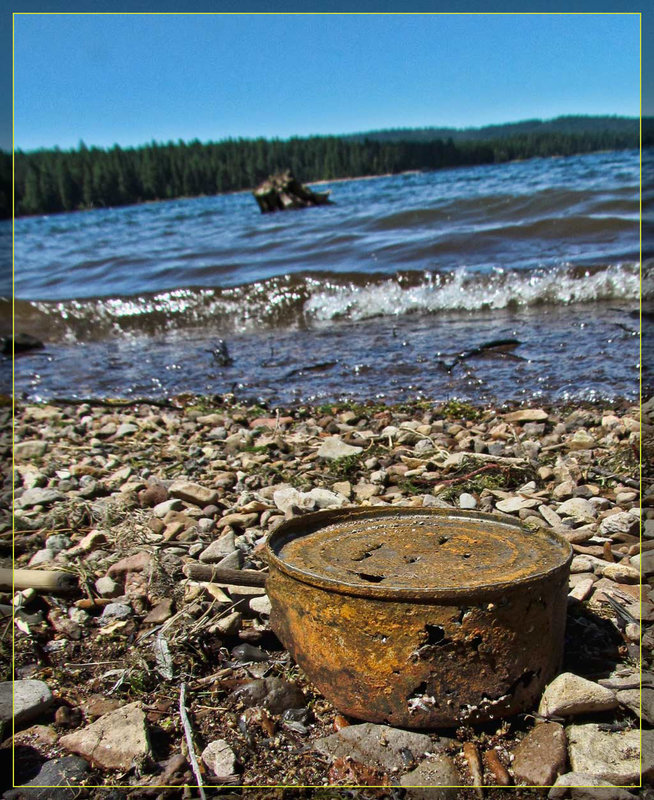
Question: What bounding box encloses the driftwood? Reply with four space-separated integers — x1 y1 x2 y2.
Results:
253 170 332 213
183 563 267 587
1 568 78 593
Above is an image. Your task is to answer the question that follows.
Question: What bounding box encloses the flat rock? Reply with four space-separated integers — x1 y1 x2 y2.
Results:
107 551 152 576
512 722 566 786
601 563 640 584
557 497 597 521
566 723 641 784
199 531 237 563
0 679 54 734
169 480 217 507
316 436 363 460
495 495 539 513
307 487 349 508
313 723 435 772
201 738 238 778
16 487 64 508
458 492 477 509
58 701 151 771
3 756 90 800
539 673 617 717
14 440 48 460
399 753 460 799
616 686 654 724
503 409 548 422
598 512 639 538
548 772 636 799
232 677 305 714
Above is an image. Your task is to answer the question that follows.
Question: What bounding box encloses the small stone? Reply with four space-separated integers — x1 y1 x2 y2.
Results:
59 701 151 771
503 408 548 422
273 486 317 515
513 722 566 786
567 431 596 450
107 551 152 576
249 595 272 616
201 738 237 778
568 577 595 601
557 497 597 521
153 498 184 517
566 723 641 784
332 481 352 499
143 598 174 624
94 576 121 597
601 563 640 584
213 611 242 636
231 643 269 662
400 753 460 799
552 480 576 500
458 492 477 509
114 422 138 438
598 512 639 538
233 677 305 715
548 772 636 799
307 487 348 508
100 602 132 621
16 487 64 508
28 548 55 567
316 436 363 460
3 756 90 800
0 679 54 733
495 496 539 513
169 479 218 507
14 440 48 460
199 530 237 563
539 673 617 717
138 483 169 508
616 687 654 724
314 723 435 772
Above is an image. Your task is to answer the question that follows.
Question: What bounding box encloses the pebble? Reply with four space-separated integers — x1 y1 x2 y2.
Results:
601 563 640 584
0 679 54 734
94 576 121 597
230 643 269 662
399 754 460 799
100 602 133 621
3 756 90 800
512 722 567 786
565 723 641 784
201 738 238 778
557 497 597 521
539 673 618 717
598 512 639 537
233 677 305 714
59 702 151 771
199 530 237 562
16 487 64 508
316 436 363 460
14 440 48 459
314 723 435 772
548 772 636 799
458 492 477 509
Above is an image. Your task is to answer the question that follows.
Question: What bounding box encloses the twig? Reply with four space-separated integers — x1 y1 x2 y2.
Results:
179 682 207 800
412 463 502 489
182 564 267 587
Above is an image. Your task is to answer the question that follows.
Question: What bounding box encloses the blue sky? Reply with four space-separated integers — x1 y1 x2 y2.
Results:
11 11 642 152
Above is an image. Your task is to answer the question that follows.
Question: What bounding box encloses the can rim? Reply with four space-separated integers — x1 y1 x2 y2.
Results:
264 505 573 601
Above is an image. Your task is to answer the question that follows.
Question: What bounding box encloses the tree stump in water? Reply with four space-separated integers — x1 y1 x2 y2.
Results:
253 170 332 213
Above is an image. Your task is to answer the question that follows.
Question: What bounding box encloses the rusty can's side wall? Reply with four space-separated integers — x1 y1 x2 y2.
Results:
266 565 569 728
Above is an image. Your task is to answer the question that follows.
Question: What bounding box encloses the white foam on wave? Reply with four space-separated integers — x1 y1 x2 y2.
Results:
304 263 642 322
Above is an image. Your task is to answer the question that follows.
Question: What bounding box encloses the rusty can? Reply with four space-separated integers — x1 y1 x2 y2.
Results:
264 506 572 728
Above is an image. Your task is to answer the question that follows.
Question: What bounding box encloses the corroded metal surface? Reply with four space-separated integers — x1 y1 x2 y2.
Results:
265 507 572 728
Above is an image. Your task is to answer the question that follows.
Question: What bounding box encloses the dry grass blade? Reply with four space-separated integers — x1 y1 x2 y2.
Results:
179 682 207 800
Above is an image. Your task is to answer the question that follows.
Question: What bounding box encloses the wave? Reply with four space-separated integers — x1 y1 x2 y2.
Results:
6 261 646 344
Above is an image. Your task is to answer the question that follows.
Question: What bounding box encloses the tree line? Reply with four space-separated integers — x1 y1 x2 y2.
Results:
4 124 647 218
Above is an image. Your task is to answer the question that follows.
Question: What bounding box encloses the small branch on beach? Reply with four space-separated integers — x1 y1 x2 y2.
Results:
1 568 78 594
179 682 207 800
182 564 268 587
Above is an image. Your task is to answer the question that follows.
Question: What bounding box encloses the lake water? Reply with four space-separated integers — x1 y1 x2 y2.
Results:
5 148 650 406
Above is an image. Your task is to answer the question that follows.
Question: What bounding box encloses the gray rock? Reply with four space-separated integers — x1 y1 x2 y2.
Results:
0 679 54 733
3 756 89 800
539 673 617 717
153 498 184 517
45 534 71 553
28 548 55 567
512 722 567 786
201 738 238 778
58 701 151 771
458 492 477 509
14 440 48 460
316 436 363 460
232 677 305 715
495 496 539 513
114 422 138 438
598 512 639 538
601 563 640 584
199 530 237 562
557 497 597 521
566 723 641 784
273 486 317 515
399 753 460 799
16 487 64 508
215 549 243 570
212 611 242 636
100 602 133 621
548 772 636 799
307 487 348 508
616 686 654 724
249 595 272 616
313 723 435 772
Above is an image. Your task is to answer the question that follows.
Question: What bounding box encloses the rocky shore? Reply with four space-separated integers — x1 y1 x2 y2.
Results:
2 395 653 798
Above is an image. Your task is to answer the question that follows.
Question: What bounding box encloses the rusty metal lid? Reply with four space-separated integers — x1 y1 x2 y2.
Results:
266 506 572 600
